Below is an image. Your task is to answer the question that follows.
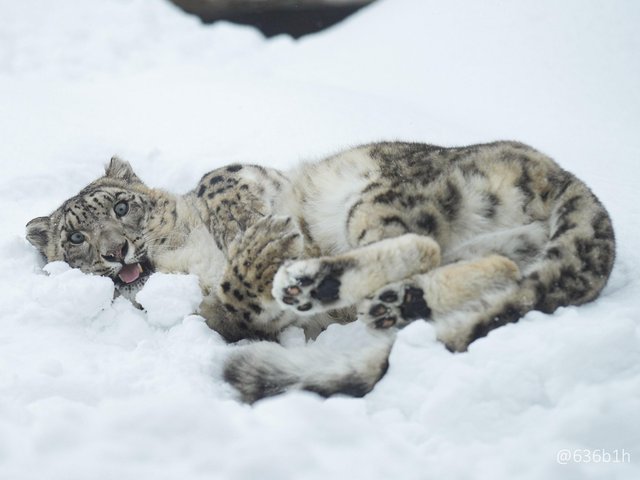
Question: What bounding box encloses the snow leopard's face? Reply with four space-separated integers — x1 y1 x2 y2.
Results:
26 158 158 300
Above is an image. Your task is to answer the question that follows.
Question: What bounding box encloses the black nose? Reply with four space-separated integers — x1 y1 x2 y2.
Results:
102 240 128 263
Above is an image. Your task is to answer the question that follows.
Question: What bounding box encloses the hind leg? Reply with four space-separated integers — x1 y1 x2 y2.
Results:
359 254 521 330
272 233 441 314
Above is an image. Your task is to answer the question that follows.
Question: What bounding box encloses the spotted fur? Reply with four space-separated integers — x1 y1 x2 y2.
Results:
27 141 615 402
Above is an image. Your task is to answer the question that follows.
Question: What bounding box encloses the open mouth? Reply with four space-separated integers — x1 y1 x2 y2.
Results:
114 259 154 287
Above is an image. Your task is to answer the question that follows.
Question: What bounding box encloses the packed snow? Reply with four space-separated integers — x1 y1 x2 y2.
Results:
1 0 639 479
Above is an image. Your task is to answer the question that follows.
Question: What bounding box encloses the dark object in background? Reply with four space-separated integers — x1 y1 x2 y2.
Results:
169 0 375 38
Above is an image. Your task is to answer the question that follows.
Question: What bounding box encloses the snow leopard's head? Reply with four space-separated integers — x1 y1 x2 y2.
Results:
26 158 162 300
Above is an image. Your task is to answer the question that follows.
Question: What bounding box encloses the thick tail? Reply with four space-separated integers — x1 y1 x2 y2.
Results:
223 325 394 403
462 170 616 348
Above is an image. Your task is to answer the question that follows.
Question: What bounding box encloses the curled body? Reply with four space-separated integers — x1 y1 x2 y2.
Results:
26 141 615 402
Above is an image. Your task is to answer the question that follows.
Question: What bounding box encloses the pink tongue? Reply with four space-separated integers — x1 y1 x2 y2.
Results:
118 264 140 284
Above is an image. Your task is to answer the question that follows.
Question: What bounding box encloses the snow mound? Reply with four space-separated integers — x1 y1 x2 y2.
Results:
136 273 203 328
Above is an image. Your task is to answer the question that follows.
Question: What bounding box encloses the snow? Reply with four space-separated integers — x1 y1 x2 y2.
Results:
0 0 639 479
136 273 203 328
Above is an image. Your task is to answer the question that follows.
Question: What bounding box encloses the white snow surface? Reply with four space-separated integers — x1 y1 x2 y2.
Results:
1 0 639 479
136 273 203 328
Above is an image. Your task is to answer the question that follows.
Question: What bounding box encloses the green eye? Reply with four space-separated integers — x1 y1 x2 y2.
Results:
114 201 129 217
70 232 85 244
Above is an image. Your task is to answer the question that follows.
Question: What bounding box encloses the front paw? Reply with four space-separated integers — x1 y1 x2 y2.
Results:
272 258 350 314
224 216 304 301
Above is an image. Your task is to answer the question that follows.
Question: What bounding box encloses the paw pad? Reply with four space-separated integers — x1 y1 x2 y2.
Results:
298 276 314 287
297 302 312 312
359 282 431 330
312 276 341 302
400 287 431 320
285 286 301 296
374 317 397 329
369 304 389 317
272 259 343 315
282 295 297 305
379 290 399 303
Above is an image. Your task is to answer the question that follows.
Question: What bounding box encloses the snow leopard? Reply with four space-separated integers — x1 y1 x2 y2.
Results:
26 141 615 402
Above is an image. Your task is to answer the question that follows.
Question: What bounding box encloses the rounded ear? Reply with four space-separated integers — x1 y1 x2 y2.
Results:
26 216 51 255
105 156 142 183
